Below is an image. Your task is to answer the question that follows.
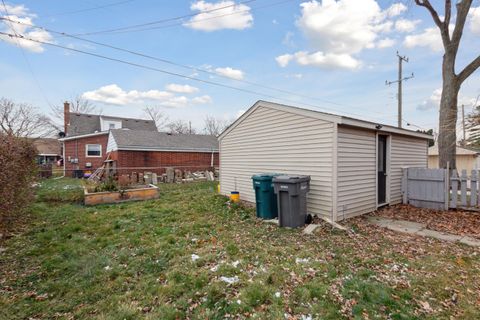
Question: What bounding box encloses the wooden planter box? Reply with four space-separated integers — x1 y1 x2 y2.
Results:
84 184 159 206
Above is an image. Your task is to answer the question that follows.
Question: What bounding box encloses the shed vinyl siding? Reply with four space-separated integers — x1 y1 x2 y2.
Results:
220 105 335 218
337 126 376 219
390 134 428 204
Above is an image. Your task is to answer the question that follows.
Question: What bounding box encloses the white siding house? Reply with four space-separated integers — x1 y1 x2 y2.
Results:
219 101 431 221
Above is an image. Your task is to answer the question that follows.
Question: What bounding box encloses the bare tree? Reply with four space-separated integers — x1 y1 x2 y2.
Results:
465 95 480 146
415 0 480 169
0 98 53 137
203 116 230 136
143 106 169 131
50 96 98 131
167 120 197 134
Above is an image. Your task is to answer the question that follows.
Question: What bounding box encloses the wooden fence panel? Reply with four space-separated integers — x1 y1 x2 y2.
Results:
403 168 447 210
403 168 480 210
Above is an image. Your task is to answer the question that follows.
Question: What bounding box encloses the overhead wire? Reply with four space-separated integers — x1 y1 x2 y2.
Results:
0 0 53 109
0 30 399 123
74 0 259 36
39 0 136 18
98 0 297 36
1 15 386 113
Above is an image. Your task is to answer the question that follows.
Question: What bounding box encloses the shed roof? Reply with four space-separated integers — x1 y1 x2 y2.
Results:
67 113 157 136
109 129 218 152
32 138 61 156
428 145 480 156
219 100 433 140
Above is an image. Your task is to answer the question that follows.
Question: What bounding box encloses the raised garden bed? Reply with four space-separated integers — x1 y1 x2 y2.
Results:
84 184 159 205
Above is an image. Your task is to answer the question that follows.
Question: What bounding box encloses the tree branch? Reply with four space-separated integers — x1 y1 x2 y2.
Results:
451 0 473 51
414 0 444 28
458 55 480 84
414 0 450 46
444 0 451 29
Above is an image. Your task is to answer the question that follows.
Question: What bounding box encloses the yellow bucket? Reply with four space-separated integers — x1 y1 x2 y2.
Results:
230 191 240 203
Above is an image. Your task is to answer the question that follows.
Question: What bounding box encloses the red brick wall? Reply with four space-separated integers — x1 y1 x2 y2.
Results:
114 150 219 175
64 134 109 174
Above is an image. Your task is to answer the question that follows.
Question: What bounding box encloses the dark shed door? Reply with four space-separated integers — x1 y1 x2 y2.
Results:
377 135 388 204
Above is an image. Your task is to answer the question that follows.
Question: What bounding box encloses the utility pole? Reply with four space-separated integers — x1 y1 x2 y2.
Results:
386 52 414 128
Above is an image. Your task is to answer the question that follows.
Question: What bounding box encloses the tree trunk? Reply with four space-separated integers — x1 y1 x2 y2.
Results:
438 53 459 169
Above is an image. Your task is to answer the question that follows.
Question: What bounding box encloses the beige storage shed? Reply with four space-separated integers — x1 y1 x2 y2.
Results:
218 100 432 221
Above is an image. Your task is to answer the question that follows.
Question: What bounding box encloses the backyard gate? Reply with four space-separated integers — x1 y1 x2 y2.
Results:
402 167 480 210
402 168 448 210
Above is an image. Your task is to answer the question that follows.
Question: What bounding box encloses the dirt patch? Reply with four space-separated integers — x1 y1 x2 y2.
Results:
373 205 480 239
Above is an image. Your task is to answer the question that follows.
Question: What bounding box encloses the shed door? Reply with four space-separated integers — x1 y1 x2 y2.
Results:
377 135 388 204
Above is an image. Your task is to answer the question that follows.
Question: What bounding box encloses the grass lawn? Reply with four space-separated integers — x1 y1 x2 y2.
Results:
1 179 479 319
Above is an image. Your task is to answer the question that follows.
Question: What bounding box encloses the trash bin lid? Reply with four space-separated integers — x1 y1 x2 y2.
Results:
273 175 311 184
252 173 281 181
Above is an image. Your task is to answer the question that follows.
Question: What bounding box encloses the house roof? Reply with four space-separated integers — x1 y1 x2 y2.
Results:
219 100 433 140
428 145 480 156
32 138 61 156
109 129 219 152
67 113 157 136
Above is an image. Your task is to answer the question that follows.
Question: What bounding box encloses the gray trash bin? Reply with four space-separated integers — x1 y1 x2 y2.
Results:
273 175 311 228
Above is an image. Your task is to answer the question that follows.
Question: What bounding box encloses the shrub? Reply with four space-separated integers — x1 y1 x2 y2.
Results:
0 134 37 227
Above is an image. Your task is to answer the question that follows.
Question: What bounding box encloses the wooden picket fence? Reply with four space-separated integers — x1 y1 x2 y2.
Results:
402 167 480 211
449 170 479 209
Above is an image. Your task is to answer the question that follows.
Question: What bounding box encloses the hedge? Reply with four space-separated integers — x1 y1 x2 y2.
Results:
0 134 37 227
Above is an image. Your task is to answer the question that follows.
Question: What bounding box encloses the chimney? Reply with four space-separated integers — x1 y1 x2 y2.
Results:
64 101 70 134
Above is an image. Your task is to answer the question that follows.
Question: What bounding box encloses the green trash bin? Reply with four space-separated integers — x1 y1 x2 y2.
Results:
252 173 280 219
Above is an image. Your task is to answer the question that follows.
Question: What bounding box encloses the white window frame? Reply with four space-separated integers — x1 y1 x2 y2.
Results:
86 144 102 157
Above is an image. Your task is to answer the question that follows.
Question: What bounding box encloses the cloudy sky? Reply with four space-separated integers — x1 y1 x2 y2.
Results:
0 0 479 133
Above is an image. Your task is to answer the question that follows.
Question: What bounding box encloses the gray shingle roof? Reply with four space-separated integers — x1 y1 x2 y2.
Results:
32 138 61 155
67 113 157 136
110 129 218 152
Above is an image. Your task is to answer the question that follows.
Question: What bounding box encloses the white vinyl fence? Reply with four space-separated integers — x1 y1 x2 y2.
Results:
402 167 479 210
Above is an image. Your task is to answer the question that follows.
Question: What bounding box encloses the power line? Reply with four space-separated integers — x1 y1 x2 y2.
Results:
0 30 395 123
1 15 363 110
39 0 136 18
0 0 53 109
99 0 297 36
74 0 259 36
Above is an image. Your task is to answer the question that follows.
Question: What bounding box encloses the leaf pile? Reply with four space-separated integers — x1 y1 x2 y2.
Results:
373 204 480 239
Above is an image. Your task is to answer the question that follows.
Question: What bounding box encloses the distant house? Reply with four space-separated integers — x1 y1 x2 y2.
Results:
428 145 480 172
107 129 219 175
59 102 218 177
32 138 62 164
219 100 432 221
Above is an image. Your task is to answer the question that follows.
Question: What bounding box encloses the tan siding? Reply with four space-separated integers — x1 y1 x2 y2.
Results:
337 126 376 219
220 106 334 217
390 134 428 204
429 154 478 173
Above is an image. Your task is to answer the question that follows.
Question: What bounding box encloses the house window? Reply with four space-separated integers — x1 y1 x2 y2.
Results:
109 123 116 129
86 144 102 157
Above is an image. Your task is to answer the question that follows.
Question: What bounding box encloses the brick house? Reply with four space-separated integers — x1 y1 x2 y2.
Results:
107 129 219 175
60 102 219 177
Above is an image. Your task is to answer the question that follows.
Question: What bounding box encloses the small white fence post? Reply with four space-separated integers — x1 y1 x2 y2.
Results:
471 170 477 207
451 171 458 209
461 169 468 207
444 162 450 210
